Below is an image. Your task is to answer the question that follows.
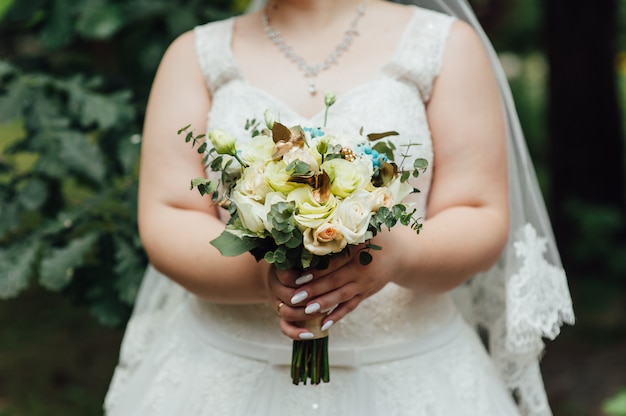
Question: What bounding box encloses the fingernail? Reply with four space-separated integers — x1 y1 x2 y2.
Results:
305 302 320 315
295 273 313 285
321 320 334 332
299 332 315 340
290 290 308 304
322 304 338 314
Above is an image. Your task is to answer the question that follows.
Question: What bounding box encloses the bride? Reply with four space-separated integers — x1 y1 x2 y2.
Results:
104 0 574 415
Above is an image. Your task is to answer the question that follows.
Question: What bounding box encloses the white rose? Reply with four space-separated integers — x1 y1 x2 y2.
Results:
233 190 269 234
335 191 374 245
303 220 347 256
236 162 271 202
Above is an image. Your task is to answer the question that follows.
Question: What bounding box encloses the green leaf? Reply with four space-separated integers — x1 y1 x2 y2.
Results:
17 178 48 210
39 233 99 291
372 142 395 161
210 230 259 257
0 240 40 299
39 0 73 49
0 77 30 123
58 131 107 184
76 2 124 39
286 160 312 175
264 251 275 264
359 251 373 266
414 158 429 169
271 228 292 245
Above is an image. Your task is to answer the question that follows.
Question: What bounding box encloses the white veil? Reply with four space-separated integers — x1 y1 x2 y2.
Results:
248 0 574 415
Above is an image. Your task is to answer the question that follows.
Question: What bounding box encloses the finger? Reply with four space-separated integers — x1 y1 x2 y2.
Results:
274 268 300 287
299 281 361 318
279 317 319 341
321 296 362 330
292 266 358 305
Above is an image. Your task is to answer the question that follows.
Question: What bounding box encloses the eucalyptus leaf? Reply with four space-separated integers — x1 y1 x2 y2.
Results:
211 230 259 257
359 251 373 266
414 158 429 169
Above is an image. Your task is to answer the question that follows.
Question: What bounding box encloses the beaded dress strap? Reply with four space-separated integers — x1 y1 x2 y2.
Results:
384 7 454 103
194 18 240 95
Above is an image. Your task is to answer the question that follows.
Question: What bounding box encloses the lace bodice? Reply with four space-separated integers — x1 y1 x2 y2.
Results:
193 7 455 351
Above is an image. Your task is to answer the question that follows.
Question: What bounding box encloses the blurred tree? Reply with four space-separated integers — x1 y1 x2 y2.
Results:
0 0 244 327
545 0 626 279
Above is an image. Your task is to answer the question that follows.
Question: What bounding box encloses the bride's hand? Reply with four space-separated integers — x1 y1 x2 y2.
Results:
268 247 394 340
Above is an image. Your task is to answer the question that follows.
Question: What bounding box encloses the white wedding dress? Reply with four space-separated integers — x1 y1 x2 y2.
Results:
105 6 572 416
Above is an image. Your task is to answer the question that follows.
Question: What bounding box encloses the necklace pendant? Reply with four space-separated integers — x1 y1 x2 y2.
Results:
308 78 317 96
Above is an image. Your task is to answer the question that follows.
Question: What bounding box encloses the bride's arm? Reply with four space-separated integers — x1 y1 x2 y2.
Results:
385 19 509 292
138 31 271 304
271 20 509 338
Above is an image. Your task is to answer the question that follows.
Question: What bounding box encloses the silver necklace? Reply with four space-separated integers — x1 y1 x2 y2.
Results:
261 1 368 96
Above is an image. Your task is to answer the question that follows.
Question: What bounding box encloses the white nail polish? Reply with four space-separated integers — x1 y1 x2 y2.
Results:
321 320 334 332
299 332 315 340
305 303 320 315
322 304 339 314
295 273 313 285
290 290 308 304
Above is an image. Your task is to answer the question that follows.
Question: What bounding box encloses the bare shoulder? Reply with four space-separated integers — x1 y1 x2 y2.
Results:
161 30 197 64
444 19 489 63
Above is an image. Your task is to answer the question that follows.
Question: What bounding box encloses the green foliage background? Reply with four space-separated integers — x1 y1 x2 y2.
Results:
0 0 245 327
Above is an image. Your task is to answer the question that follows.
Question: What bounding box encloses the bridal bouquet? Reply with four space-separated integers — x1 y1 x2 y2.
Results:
181 94 428 385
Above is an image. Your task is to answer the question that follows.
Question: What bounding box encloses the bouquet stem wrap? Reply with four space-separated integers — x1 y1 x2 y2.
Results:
291 315 330 385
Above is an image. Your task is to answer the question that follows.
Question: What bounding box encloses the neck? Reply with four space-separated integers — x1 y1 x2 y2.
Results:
267 0 369 29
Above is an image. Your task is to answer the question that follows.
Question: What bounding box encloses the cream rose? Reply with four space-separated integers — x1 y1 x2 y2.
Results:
368 187 394 212
236 162 271 201
322 158 372 198
239 134 275 166
232 190 269 234
303 220 347 256
335 190 373 245
287 186 337 230
282 146 321 172
265 161 301 194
